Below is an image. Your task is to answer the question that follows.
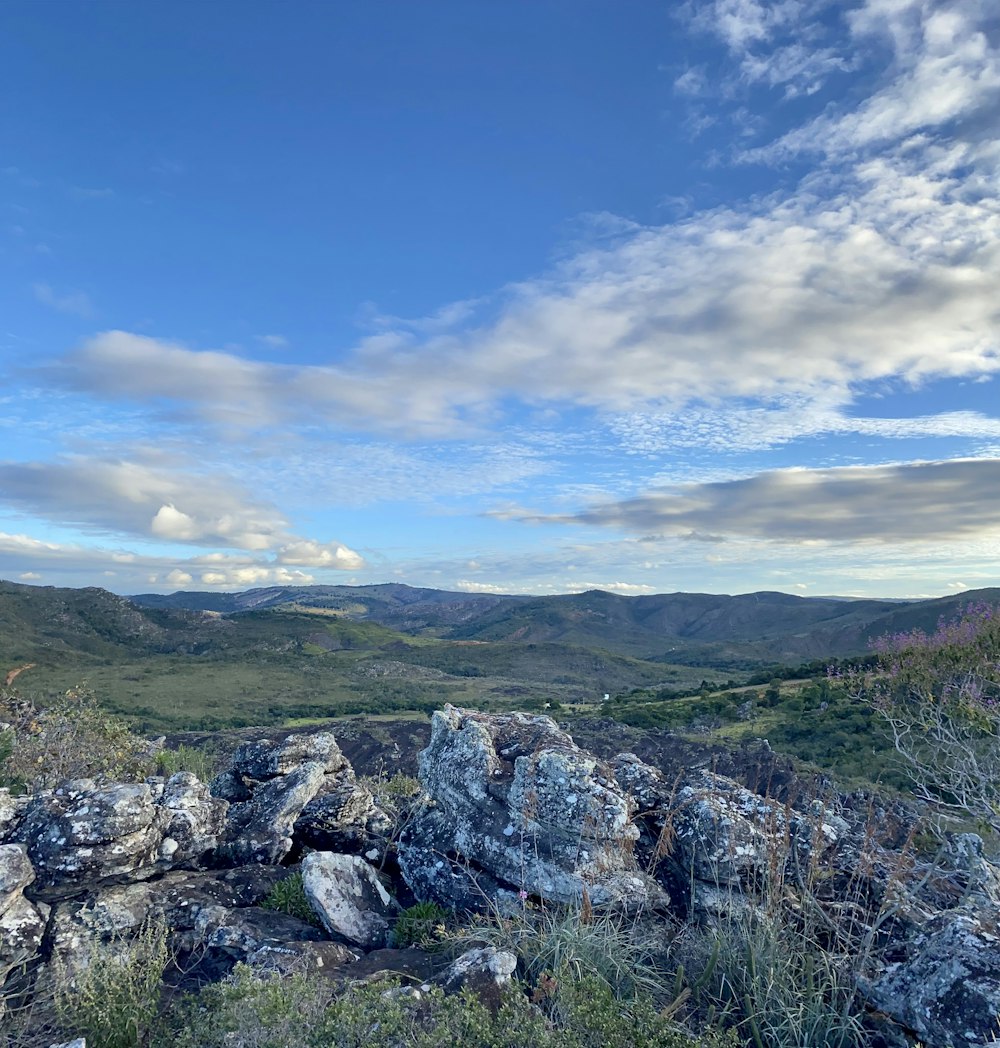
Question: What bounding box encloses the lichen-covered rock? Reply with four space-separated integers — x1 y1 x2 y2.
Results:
398 706 665 908
230 732 349 782
153 772 229 863
216 761 327 865
46 864 340 987
863 908 1000 1048
294 770 391 855
670 771 787 888
436 946 518 1009
611 752 674 814
12 774 227 892
438 946 517 992
301 851 397 949
0 788 29 841
0 843 46 982
212 731 389 865
193 904 329 960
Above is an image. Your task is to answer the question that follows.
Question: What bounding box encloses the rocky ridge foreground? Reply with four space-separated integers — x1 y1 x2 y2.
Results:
1 705 999 1047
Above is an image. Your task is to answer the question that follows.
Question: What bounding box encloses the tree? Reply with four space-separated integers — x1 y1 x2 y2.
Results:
847 603 1000 833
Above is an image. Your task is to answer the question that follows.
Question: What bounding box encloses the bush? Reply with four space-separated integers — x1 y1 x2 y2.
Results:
846 603 1000 833
53 916 171 1048
261 872 322 928
391 900 451 947
165 963 734 1048
0 685 155 793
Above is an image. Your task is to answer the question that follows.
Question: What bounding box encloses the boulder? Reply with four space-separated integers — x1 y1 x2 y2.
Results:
216 762 326 865
669 771 787 888
301 851 398 949
12 775 227 892
863 908 1000 1048
437 945 517 993
398 706 666 909
212 732 389 865
0 843 46 983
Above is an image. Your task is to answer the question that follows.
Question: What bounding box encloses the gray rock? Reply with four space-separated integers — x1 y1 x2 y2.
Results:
248 939 359 974
47 865 308 980
0 788 28 841
228 732 348 783
670 771 787 888
212 731 389 865
398 706 666 909
13 775 226 891
216 761 327 865
0 843 46 982
295 770 391 855
863 908 1000 1047
155 772 229 863
438 946 517 992
301 851 398 949
193 904 329 962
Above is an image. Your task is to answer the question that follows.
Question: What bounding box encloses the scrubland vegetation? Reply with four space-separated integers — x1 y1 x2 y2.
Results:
3 603 1000 1047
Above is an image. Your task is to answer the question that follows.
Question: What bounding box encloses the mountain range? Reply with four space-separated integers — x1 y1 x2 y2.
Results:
2 579 997 732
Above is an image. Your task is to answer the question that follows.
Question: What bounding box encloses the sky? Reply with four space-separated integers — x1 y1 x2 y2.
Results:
1 0 999 600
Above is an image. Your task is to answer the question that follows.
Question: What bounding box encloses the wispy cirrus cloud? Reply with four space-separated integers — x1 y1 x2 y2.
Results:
33 283 93 318
610 403 1000 456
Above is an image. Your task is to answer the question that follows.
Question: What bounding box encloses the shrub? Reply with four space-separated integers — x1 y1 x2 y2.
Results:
261 872 322 928
391 900 451 947
846 603 1000 833
52 916 171 1048
165 964 733 1048
0 685 155 793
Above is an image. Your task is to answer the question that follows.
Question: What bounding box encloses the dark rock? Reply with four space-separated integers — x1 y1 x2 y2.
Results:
862 908 1000 1048
216 761 327 865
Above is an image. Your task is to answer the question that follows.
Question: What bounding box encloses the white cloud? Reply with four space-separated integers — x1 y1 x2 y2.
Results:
276 539 365 570
33 283 93 318
0 531 327 592
751 0 1000 159
151 504 200 541
454 579 511 594
0 457 363 565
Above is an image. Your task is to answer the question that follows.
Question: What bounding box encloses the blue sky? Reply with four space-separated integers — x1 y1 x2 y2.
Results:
1 0 999 599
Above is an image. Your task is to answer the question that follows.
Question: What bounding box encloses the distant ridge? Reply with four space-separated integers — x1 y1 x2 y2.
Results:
127 581 1000 662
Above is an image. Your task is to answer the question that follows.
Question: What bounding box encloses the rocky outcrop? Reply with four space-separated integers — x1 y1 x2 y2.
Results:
10 774 227 893
398 706 666 908
0 844 46 984
863 908 1000 1047
6 707 1000 1048
301 851 398 949
213 732 388 865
